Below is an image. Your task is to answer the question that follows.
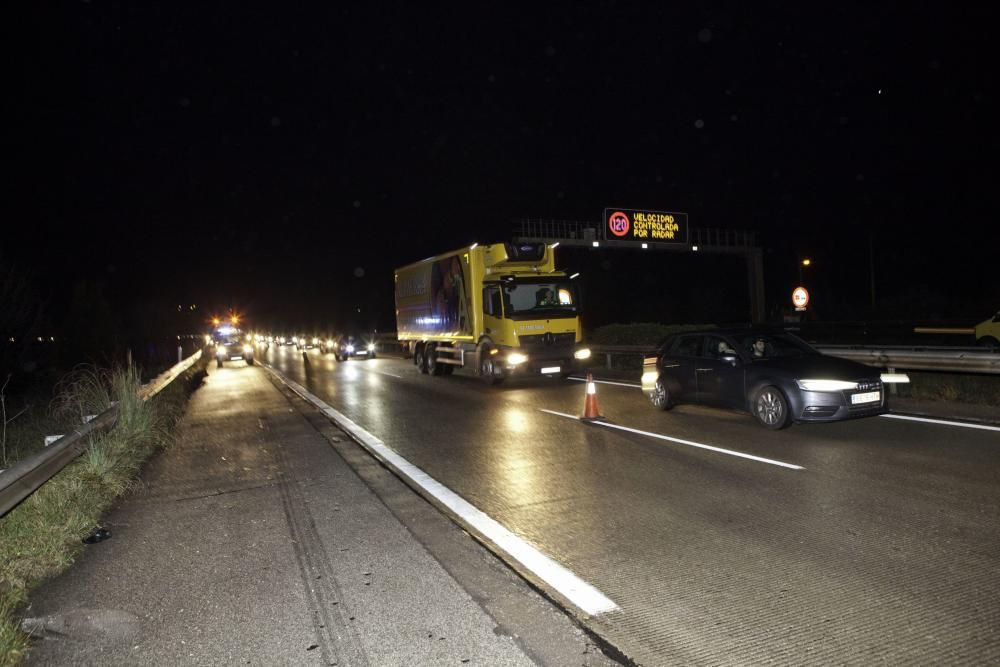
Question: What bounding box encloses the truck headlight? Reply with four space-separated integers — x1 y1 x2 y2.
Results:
507 352 528 365
346 344 355 353
243 345 253 353
367 343 376 352
574 348 592 360
312 337 319 345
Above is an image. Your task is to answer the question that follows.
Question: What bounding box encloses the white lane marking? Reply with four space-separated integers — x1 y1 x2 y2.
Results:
262 364 619 616
880 413 1000 432
540 409 805 470
567 376 641 389
372 369 404 379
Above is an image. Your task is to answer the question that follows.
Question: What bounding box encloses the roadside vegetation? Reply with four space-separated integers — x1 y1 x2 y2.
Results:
0 357 207 666
895 370 1000 407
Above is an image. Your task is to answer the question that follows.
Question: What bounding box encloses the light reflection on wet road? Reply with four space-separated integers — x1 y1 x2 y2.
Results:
263 344 1000 665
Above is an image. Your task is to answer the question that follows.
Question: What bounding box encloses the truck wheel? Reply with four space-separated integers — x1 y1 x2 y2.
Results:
415 346 429 374
427 344 444 376
978 336 999 349
442 364 454 375
478 345 505 385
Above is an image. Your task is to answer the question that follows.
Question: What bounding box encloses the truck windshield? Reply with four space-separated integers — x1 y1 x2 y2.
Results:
503 281 578 318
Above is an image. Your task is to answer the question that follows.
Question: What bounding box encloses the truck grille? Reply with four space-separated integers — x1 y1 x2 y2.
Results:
518 332 576 349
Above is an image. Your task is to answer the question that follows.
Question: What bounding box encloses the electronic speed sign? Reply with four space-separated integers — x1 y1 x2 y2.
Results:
792 286 810 311
603 208 688 244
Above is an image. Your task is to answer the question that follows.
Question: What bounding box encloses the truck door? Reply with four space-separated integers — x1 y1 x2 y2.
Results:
482 284 504 341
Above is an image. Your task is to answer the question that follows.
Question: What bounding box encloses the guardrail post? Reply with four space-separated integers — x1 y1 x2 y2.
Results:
606 352 613 370
888 366 898 396
178 346 183 364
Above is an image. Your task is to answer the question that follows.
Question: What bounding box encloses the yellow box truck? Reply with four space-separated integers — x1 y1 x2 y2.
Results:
394 242 591 384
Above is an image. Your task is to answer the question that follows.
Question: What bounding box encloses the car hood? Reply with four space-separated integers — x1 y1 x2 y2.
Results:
752 354 878 380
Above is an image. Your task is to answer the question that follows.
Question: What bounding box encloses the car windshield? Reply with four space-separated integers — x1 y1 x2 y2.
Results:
502 281 578 318
738 333 817 359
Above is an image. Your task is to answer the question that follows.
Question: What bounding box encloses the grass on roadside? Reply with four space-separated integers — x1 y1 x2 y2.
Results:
895 370 1000 407
0 357 207 666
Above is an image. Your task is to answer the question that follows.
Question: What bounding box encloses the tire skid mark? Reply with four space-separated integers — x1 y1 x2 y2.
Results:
271 424 371 667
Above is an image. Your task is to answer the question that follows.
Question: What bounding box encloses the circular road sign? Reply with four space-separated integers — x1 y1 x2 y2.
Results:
607 211 630 237
792 286 810 309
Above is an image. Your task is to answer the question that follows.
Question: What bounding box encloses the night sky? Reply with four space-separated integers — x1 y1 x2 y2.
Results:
6 3 997 335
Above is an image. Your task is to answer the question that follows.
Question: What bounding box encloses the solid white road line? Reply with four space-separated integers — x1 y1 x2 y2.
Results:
567 376 641 389
262 364 619 616
539 409 805 470
880 413 1000 432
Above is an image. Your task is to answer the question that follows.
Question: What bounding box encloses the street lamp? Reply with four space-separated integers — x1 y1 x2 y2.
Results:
798 258 812 284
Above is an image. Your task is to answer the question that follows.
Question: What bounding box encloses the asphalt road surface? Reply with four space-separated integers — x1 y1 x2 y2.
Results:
263 344 1000 666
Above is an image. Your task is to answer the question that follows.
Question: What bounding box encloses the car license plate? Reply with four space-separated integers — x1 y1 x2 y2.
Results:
851 391 880 404
356 350 368 355
541 366 561 374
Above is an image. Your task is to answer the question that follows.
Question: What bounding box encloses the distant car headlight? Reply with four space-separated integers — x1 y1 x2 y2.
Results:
243 344 252 353
574 348 592 360
507 352 528 365
346 344 355 353
367 343 376 352
796 379 858 392
327 339 335 347
312 337 319 345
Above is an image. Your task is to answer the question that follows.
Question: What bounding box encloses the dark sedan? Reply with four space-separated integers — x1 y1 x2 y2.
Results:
641 328 887 429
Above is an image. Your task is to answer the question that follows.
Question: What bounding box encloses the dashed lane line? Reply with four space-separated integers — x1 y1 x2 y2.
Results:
879 413 1000 432
539 409 806 470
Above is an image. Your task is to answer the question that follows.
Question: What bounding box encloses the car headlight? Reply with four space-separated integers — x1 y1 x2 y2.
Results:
574 348 591 360
346 344 355 353
507 352 528 365
217 346 227 355
796 379 858 392
641 371 659 385
312 337 319 344
243 344 252 353
367 343 376 352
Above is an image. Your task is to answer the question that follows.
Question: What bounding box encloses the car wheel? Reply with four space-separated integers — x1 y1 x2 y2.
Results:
753 386 790 430
369 351 376 359
247 356 254 366
650 377 672 410
478 345 504 385
415 346 429 374
216 358 223 368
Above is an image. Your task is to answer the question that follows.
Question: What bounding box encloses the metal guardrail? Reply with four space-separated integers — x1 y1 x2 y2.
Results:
588 344 1000 375
0 350 203 517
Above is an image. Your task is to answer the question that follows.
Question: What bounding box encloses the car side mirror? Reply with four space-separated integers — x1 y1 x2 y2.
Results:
721 354 740 366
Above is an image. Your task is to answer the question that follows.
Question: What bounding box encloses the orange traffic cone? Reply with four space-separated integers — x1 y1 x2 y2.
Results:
582 373 603 420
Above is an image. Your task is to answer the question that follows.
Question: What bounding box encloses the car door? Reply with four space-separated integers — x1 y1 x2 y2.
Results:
696 334 747 408
660 335 701 401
